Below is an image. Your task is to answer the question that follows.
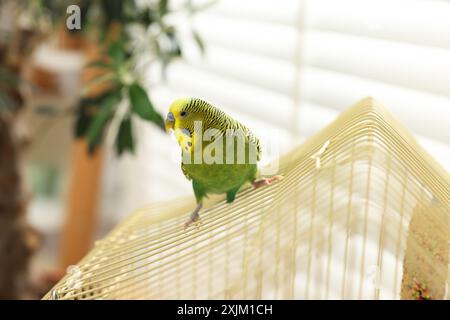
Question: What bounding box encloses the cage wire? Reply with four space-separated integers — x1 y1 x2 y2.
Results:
43 97 449 300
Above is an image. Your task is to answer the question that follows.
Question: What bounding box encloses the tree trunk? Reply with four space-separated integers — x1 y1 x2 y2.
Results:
0 113 41 299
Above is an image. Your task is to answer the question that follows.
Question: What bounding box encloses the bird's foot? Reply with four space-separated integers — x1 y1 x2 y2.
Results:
184 212 200 229
183 203 202 230
252 175 284 189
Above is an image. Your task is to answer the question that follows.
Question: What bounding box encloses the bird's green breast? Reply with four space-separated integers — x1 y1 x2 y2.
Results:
182 162 257 194
181 137 258 194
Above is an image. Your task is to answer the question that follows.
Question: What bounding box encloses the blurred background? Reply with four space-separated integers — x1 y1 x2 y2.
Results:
0 0 449 299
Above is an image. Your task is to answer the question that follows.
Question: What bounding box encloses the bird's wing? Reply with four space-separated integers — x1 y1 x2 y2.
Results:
181 163 192 181
247 130 262 161
238 124 261 161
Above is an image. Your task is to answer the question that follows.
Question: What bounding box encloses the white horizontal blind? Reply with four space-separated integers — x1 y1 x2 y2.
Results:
301 0 450 168
161 0 450 163
103 0 450 220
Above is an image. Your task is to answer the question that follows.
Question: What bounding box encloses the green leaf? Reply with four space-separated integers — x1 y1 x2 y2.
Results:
85 60 114 70
101 0 124 25
85 92 122 153
75 105 91 138
192 30 205 55
80 88 121 107
76 87 123 138
108 40 126 64
159 0 169 17
116 116 134 155
128 83 165 130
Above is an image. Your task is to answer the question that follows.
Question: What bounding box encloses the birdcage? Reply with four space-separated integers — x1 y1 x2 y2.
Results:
43 97 449 300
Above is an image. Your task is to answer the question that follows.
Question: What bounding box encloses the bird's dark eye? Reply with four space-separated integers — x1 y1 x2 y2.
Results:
180 111 187 117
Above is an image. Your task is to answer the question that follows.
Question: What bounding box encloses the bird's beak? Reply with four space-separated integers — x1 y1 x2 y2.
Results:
165 111 175 133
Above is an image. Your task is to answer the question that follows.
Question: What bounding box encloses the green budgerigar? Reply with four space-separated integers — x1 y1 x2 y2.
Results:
165 98 283 228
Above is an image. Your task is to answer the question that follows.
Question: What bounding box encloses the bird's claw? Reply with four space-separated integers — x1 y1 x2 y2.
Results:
252 175 284 189
183 212 201 230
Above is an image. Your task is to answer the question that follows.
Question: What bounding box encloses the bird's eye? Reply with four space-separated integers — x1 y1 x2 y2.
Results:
180 111 187 117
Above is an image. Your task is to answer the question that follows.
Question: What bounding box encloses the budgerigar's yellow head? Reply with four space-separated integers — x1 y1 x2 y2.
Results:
166 97 218 132
165 97 192 133
166 97 210 152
